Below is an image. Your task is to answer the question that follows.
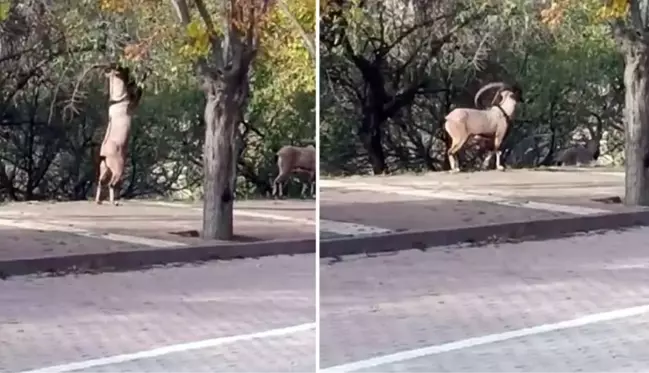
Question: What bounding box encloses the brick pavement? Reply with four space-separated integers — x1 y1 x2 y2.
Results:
0 254 315 373
319 227 649 372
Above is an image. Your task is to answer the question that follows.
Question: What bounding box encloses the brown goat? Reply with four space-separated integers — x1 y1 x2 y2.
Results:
94 66 143 205
272 145 315 198
555 139 600 167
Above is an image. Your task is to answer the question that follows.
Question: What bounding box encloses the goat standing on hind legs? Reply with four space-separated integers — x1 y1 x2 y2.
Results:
444 82 523 173
95 66 144 205
272 145 316 199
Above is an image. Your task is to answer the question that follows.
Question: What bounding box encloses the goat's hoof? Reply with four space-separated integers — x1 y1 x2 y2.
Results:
95 200 102 205
449 169 460 174
497 166 505 171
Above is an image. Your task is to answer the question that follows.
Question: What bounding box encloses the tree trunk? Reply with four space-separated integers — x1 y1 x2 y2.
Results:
623 42 649 205
360 112 387 174
202 73 247 240
360 130 387 175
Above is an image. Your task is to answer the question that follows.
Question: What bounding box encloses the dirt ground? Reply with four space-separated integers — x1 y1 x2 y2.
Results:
0 198 315 261
319 167 644 238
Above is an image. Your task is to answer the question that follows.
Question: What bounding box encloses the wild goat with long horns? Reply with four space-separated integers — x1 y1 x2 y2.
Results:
444 82 523 172
95 65 144 205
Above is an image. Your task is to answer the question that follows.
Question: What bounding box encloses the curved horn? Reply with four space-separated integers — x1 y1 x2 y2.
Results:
490 88 504 106
474 82 508 108
511 83 523 102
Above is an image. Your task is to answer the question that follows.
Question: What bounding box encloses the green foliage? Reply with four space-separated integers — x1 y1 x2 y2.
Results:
0 0 315 201
262 0 316 92
0 0 9 21
180 20 211 59
321 0 625 174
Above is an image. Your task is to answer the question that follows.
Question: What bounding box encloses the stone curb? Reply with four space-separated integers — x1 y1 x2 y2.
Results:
319 210 649 258
0 238 315 277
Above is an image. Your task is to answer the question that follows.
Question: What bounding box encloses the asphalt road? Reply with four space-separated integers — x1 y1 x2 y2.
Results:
319 227 649 372
0 255 316 373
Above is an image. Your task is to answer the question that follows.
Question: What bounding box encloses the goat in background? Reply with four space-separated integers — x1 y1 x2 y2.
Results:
555 138 600 167
272 144 315 199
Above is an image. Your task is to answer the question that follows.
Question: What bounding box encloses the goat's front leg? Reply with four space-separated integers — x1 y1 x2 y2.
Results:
271 180 277 197
273 180 284 199
495 151 504 171
308 172 315 199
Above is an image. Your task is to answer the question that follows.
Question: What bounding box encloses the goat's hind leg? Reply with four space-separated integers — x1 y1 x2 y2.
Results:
108 178 122 206
95 179 104 205
95 159 110 204
447 136 469 173
444 120 469 173
95 182 104 204
300 182 308 199
106 156 124 206
272 174 286 199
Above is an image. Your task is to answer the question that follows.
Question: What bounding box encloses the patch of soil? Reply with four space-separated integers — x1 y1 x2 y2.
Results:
592 196 623 204
169 230 261 242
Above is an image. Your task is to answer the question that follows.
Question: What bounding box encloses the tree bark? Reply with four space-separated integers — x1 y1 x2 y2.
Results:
201 69 249 240
623 42 649 205
359 113 387 174
166 0 269 239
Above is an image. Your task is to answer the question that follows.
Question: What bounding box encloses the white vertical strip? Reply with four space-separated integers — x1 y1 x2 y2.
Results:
314 0 322 369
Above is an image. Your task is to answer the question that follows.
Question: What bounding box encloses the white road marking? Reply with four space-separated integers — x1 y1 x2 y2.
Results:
0 218 186 248
320 179 611 216
591 171 625 177
17 322 316 373
134 200 317 225
235 210 315 225
492 200 610 215
319 220 393 236
135 200 391 237
320 304 649 373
